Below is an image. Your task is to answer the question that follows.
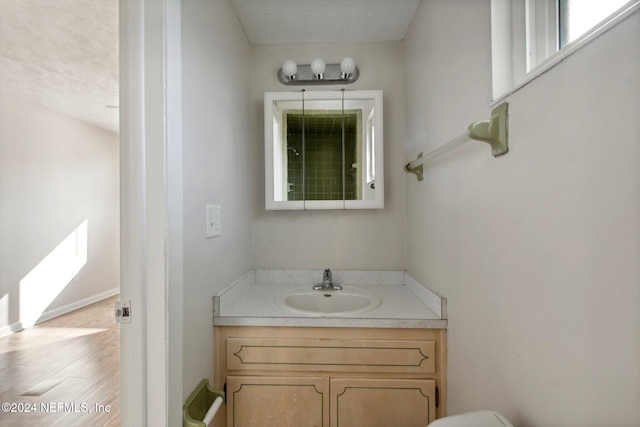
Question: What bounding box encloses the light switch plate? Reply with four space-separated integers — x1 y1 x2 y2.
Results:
206 204 221 238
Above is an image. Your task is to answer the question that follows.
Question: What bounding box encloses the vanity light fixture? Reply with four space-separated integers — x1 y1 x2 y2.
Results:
278 57 360 85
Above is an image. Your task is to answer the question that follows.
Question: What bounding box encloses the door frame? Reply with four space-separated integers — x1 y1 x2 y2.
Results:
119 0 183 425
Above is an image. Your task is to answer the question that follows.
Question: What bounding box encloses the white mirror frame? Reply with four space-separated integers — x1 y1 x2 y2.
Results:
264 90 384 210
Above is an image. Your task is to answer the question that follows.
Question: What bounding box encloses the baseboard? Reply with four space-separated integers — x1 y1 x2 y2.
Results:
0 321 24 339
35 287 120 325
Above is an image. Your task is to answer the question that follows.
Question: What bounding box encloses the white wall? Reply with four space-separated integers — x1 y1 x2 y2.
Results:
251 42 406 270
180 0 254 396
0 94 119 333
404 1 640 426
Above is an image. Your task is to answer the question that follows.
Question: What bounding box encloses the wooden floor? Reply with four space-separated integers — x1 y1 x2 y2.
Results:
0 296 120 426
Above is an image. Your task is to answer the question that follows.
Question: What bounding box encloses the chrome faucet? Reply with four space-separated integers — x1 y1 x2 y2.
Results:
313 268 342 291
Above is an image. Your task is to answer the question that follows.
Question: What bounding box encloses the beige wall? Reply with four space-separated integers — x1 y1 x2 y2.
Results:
181 0 254 396
404 1 640 425
251 42 406 270
0 94 119 334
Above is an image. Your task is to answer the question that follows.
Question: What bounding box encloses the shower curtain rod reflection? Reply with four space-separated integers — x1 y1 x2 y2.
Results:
404 102 509 181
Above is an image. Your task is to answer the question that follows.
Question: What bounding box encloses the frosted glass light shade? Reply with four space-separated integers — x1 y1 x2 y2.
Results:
340 57 356 75
282 60 297 77
310 58 326 77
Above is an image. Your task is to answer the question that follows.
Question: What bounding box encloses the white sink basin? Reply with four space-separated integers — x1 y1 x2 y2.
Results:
275 286 381 316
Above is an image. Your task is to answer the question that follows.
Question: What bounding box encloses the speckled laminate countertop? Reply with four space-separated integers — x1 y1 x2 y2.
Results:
213 270 447 329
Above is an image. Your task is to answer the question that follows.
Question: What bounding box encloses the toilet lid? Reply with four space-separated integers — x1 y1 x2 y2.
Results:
427 410 513 427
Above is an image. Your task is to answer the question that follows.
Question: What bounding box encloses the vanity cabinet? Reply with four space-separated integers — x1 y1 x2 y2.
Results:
214 326 446 427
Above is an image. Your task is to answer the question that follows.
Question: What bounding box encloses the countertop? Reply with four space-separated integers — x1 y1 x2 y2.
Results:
213 270 447 329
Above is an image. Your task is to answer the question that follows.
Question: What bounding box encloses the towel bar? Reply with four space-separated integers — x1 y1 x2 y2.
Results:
405 102 509 181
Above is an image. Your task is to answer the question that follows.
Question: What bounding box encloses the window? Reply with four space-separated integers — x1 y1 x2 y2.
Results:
492 0 639 100
559 0 631 47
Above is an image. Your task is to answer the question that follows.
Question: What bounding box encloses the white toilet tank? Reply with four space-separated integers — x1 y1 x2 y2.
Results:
427 410 514 427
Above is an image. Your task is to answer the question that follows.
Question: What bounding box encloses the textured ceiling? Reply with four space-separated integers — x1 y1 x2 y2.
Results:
0 0 119 133
231 0 421 44
0 1 419 135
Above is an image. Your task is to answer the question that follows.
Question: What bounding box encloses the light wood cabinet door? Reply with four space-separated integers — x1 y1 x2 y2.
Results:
330 378 436 427
226 376 330 427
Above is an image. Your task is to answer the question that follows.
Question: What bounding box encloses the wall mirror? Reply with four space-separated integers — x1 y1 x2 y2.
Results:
264 90 383 210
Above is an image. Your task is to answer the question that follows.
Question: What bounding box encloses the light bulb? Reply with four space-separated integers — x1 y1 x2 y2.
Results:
310 58 326 78
281 60 297 78
340 57 356 77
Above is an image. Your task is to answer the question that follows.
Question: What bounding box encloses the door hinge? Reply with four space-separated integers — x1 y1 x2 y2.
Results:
115 300 131 323
435 386 439 408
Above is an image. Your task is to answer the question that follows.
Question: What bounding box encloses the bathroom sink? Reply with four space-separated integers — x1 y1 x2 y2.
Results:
275 286 381 316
